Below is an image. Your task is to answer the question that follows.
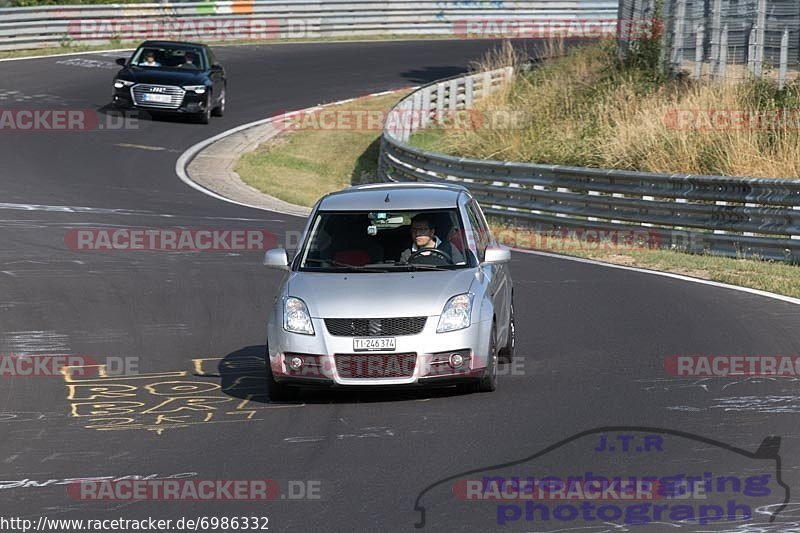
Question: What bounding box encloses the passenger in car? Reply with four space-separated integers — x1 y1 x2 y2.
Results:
142 52 160 67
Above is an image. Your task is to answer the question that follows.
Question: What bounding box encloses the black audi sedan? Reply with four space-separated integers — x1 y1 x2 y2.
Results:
112 41 226 124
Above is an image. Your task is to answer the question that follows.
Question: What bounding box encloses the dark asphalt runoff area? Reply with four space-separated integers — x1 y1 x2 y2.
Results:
0 39 799 532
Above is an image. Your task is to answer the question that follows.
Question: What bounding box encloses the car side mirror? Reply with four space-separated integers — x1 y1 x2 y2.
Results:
210 64 223 72
263 248 289 270
483 245 511 264
116 58 127 66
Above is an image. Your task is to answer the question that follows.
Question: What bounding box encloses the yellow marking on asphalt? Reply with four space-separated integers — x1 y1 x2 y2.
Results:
228 410 258 419
63 357 304 434
62 365 186 382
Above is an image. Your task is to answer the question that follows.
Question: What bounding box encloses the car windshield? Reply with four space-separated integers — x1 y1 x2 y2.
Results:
130 45 206 70
297 209 475 272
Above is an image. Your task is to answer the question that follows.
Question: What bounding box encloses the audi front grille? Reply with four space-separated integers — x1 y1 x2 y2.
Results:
131 84 185 109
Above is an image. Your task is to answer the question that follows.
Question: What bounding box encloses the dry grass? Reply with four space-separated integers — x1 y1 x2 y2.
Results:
413 41 800 178
235 91 410 207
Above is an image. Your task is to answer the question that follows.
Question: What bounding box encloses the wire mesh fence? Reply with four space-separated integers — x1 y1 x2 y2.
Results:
620 0 800 86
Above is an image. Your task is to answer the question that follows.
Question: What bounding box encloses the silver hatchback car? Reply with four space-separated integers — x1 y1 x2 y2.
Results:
263 183 514 400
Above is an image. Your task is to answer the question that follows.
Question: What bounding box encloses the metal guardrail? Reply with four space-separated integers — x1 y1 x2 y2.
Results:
378 67 800 262
0 0 618 52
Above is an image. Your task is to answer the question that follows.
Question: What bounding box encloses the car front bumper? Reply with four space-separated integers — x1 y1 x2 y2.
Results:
267 315 493 387
112 87 209 114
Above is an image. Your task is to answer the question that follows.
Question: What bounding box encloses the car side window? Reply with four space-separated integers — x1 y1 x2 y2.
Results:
466 202 488 262
205 48 216 67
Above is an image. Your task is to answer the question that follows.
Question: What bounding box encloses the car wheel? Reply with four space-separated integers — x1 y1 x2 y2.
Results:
265 350 300 402
459 324 498 394
498 300 515 363
212 87 225 117
476 324 498 392
197 95 212 124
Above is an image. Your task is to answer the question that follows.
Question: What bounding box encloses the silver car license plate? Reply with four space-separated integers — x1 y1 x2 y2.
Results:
353 337 396 351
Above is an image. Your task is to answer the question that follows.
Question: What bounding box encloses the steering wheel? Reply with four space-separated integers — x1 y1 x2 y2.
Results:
408 247 452 264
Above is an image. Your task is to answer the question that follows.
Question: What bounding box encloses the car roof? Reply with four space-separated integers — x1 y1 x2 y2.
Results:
317 183 470 211
138 41 207 49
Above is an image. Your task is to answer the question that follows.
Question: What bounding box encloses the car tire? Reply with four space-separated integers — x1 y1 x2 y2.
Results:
265 350 300 402
211 87 225 117
197 94 212 124
498 300 515 363
458 324 498 394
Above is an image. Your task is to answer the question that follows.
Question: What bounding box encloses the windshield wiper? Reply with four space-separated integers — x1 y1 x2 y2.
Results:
301 258 388 272
385 262 449 271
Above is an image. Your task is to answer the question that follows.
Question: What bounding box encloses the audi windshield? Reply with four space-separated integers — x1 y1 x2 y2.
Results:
130 44 207 69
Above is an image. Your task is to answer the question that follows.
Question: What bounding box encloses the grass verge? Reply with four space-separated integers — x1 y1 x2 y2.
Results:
490 224 800 298
0 43 126 60
235 90 410 207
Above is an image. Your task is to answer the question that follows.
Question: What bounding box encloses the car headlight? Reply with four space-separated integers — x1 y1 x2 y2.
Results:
284 297 314 335
113 79 134 89
183 85 207 94
437 293 474 333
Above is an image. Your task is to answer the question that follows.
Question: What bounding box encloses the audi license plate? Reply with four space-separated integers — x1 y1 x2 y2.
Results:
144 93 172 103
353 337 396 351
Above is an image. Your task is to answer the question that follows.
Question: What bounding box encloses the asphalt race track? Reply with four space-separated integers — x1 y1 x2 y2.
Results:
1 40 799 532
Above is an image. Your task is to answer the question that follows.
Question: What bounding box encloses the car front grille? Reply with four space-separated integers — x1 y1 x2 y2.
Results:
334 352 416 378
131 84 185 109
325 317 427 337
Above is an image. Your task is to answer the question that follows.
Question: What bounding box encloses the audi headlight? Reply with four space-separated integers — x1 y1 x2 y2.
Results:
437 293 474 333
183 85 207 94
114 79 134 89
284 297 314 335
